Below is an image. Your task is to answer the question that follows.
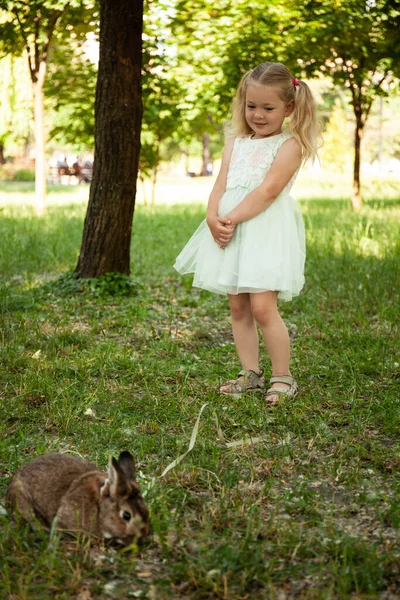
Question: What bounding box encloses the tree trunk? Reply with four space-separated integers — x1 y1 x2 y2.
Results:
139 174 148 206
32 61 47 216
0 143 5 165
151 166 157 206
76 0 143 278
201 132 211 176
151 140 160 206
352 115 363 212
180 150 190 175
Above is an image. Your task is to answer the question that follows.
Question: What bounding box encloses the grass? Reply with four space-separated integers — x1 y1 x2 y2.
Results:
0 180 399 599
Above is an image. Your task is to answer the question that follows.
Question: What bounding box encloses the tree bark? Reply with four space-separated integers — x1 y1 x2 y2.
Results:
201 132 211 176
151 139 160 206
76 0 143 278
17 7 62 215
352 112 363 212
32 61 47 216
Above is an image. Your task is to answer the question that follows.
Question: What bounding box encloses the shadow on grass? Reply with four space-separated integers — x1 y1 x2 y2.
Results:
0 198 399 599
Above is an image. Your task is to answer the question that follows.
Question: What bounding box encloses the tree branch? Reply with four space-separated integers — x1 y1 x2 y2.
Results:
41 8 66 64
374 69 390 90
34 15 39 73
362 69 390 124
11 7 35 82
363 99 373 124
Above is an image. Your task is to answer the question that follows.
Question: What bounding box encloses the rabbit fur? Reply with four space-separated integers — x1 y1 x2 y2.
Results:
6 450 150 545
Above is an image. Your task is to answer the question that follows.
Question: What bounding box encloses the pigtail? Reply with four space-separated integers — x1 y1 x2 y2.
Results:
288 81 322 164
227 70 254 138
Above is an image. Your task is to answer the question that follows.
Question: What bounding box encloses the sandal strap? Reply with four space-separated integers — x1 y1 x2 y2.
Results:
238 369 263 378
266 387 294 396
269 375 297 387
224 377 248 393
265 375 298 407
220 369 264 395
239 369 264 390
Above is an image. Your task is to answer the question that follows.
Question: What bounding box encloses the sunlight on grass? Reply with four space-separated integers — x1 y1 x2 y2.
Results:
0 185 399 599
1 169 399 207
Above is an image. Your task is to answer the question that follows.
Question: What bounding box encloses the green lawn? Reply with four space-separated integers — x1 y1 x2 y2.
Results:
0 187 399 599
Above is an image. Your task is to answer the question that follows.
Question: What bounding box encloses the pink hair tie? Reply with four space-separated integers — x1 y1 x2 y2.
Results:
293 78 299 87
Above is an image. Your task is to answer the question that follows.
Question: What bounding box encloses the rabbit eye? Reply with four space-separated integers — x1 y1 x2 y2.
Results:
122 511 132 522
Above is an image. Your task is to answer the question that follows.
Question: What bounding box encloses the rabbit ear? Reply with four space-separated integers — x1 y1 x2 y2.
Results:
100 478 110 497
117 451 136 480
107 452 136 496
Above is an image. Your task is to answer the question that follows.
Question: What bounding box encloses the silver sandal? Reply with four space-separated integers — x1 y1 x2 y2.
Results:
220 369 264 396
265 375 298 407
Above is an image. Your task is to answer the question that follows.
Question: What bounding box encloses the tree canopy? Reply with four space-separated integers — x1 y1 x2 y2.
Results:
286 0 400 208
0 0 399 215
0 0 97 210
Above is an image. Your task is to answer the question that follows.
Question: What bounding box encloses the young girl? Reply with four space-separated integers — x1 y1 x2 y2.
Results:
174 62 320 406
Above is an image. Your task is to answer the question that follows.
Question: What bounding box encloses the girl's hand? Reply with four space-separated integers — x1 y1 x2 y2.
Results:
207 215 236 249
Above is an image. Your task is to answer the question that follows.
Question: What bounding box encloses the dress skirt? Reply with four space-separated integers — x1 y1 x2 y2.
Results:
174 186 306 302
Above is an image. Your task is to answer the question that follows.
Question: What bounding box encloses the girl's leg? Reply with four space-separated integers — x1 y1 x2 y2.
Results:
250 292 293 397
220 293 260 393
228 293 260 371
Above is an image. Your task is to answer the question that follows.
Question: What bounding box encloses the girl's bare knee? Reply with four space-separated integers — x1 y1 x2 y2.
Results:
250 293 279 327
252 306 275 327
229 294 252 321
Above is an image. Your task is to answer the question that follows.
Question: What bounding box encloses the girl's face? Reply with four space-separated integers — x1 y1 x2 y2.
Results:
245 84 294 139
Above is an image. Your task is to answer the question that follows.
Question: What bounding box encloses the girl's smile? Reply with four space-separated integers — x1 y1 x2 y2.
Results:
245 85 293 139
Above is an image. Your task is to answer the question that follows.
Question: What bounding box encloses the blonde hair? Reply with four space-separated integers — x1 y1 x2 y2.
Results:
229 62 321 164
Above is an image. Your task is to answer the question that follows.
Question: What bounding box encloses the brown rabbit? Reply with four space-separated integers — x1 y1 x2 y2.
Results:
5 451 150 545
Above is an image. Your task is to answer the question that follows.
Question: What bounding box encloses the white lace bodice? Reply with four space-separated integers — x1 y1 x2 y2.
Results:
226 132 297 194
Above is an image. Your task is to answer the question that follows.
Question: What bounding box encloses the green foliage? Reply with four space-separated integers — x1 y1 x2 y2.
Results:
86 273 139 298
45 271 139 298
43 270 84 296
1 0 400 193
45 38 97 149
0 2 73 58
172 0 400 202
141 73 184 176
140 2 185 176
293 0 400 92
291 0 400 202
0 0 99 160
85 272 138 298
173 0 289 122
12 168 35 181
322 100 353 172
0 55 32 154
0 1 97 54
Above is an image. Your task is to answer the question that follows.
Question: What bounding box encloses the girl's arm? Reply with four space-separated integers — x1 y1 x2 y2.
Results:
225 138 302 226
206 137 235 221
206 138 236 246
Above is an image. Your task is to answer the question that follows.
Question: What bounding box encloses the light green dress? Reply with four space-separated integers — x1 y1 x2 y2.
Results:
174 132 305 301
